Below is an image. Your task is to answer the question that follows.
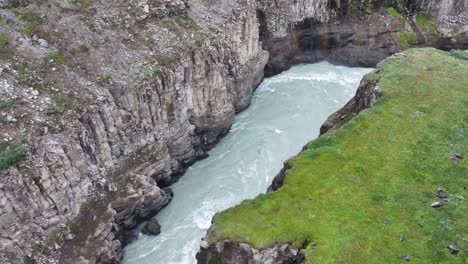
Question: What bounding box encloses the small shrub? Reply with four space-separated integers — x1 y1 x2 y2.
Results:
43 104 58 116
70 0 95 10
162 19 177 31
0 33 13 60
175 17 201 31
397 31 418 48
0 100 16 110
11 9 50 40
363 3 374 15
157 55 178 67
40 79 55 90
415 14 430 28
46 50 65 64
0 143 27 170
415 14 439 35
152 68 163 77
54 94 65 105
386 7 401 16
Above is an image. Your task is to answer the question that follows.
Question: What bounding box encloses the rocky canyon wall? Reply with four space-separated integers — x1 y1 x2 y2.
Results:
0 0 267 263
260 0 468 75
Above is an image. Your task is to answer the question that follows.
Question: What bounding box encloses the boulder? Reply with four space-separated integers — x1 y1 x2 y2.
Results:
142 218 161 236
436 188 448 199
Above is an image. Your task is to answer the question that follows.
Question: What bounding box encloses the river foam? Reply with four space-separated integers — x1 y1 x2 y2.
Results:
123 62 373 264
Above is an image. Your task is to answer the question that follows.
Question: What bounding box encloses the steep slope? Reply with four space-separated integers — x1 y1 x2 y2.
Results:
197 48 468 263
0 0 267 263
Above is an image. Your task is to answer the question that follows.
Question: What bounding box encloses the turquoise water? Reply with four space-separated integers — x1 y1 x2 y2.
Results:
123 62 373 264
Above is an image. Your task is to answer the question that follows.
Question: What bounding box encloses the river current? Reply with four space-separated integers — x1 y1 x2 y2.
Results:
123 62 373 264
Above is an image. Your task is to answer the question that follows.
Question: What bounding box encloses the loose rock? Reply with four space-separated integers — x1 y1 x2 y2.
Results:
142 218 161 236
448 244 459 255
436 188 448 199
430 201 443 208
450 153 464 163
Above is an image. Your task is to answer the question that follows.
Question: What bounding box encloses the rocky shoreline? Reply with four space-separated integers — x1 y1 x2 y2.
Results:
197 62 385 264
197 48 468 263
0 0 467 263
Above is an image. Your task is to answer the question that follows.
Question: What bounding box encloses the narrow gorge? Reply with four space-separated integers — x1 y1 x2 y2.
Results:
0 0 466 263
123 62 372 264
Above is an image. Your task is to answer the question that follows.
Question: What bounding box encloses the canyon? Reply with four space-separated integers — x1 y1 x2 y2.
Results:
0 0 467 263
197 47 468 263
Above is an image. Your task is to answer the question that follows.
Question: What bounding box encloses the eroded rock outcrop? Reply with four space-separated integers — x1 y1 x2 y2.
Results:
0 0 267 263
260 0 468 75
196 240 304 264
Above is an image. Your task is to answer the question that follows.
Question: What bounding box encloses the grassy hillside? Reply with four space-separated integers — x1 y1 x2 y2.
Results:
207 48 468 263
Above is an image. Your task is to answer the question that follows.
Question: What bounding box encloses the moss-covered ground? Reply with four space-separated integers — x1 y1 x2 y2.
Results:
207 48 468 263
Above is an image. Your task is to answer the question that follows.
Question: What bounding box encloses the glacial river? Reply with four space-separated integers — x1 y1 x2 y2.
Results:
123 62 373 264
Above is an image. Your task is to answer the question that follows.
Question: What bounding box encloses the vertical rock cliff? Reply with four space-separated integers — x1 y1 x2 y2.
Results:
0 0 267 262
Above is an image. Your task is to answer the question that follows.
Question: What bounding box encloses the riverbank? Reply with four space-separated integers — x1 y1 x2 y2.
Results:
198 48 468 263
123 62 372 263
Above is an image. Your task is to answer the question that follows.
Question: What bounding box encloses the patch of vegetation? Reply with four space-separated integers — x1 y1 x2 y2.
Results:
46 49 65 64
10 8 50 40
70 0 95 10
208 49 468 263
386 6 402 16
175 17 201 31
152 68 163 77
0 143 27 170
0 33 13 60
162 19 177 31
157 54 179 67
415 14 439 36
448 50 468 61
415 14 430 28
397 30 418 48
0 99 17 110
43 104 58 116
13 63 52 91
363 2 374 15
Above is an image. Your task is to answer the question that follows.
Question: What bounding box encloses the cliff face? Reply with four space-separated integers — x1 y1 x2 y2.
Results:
260 0 468 75
0 0 267 263
0 0 466 263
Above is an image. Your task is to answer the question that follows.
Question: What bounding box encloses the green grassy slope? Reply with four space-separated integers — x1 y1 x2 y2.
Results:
207 48 468 263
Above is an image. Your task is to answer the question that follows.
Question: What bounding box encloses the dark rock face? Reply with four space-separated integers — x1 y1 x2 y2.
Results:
320 78 383 135
261 16 402 75
267 162 292 192
142 218 161 236
196 240 304 264
259 0 468 76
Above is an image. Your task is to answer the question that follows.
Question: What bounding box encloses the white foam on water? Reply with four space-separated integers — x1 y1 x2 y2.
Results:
123 62 373 264
274 128 284 134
